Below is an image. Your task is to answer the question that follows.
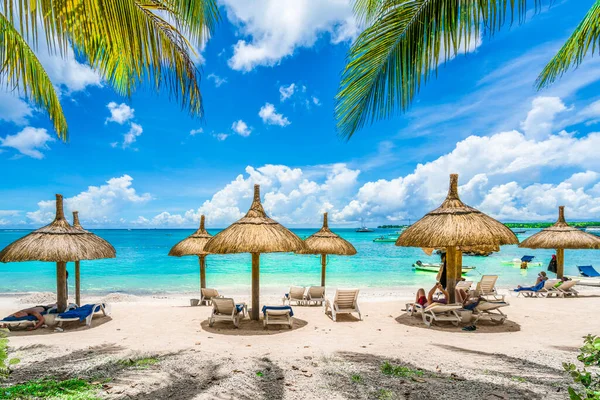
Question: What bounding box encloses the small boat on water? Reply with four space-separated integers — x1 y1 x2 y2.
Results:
373 235 397 243
355 222 374 233
513 230 527 234
501 255 543 267
412 262 476 275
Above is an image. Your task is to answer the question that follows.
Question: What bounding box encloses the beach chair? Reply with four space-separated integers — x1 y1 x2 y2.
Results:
548 280 580 298
282 286 306 306
472 301 509 324
305 286 325 306
262 306 294 329
0 315 38 330
471 275 505 301
208 298 247 328
578 265 600 277
324 289 361 322
515 279 559 298
55 303 110 328
456 281 473 291
422 304 462 327
200 288 222 306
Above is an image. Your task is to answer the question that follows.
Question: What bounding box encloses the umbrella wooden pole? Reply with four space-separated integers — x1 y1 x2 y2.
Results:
455 250 463 284
446 246 457 303
321 254 327 287
56 261 67 313
75 261 81 306
199 256 206 289
251 253 260 321
556 248 565 279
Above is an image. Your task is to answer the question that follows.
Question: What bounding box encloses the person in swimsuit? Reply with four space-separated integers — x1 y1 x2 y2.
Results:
415 283 449 308
2 304 54 330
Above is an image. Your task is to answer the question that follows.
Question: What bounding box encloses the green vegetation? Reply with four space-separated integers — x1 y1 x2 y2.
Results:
380 361 423 378
377 225 408 229
255 371 264 377
511 376 527 383
505 222 600 229
117 356 159 369
377 389 394 399
336 0 600 139
0 378 100 399
0 330 19 378
564 335 600 399
351 374 362 383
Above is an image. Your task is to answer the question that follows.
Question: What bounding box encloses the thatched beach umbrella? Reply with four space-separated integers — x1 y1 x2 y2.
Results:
0 195 115 312
396 174 518 302
297 212 357 286
519 206 600 278
204 184 305 320
168 215 213 292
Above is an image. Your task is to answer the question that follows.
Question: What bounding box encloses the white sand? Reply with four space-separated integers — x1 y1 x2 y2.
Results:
1 287 598 399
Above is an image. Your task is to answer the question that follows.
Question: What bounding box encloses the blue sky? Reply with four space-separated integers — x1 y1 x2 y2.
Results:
2 0 600 228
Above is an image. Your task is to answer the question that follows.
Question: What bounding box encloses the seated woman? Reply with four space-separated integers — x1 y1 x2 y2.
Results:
414 283 449 308
516 271 548 291
456 288 483 310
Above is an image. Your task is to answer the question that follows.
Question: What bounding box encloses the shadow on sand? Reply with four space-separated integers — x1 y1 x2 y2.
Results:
6 315 112 337
394 313 521 333
200 317 308 336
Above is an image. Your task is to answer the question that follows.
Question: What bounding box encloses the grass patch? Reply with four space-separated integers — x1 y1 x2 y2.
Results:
351 374 362 383
117 356 159 369
381 361 424 378
511 376 527 383
377 388 393 399
255 371 264 377
0 378 100 399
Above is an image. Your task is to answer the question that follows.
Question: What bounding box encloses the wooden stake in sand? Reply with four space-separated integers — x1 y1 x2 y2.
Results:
296 212 357 287
396 174 518 303
520 206 600 278
205 185 305 321
0 195 115 312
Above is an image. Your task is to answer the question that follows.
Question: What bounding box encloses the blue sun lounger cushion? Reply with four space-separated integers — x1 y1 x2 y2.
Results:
578 265 600 277
58 304 101 321
1 315 38 322
514 280 545 292
262 305 294 317
521 255 535 263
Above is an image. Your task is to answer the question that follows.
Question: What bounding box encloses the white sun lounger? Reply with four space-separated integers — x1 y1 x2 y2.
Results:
208 298 247 328
263 307 293 329
55 303 111 328
324 289 361 322
517 279 559 298
422 303 462 327
306 286 325 306
282 286 306 306
456 281 473 291
471 275 505 301
546 280 579 297
200 288 222 306
472 301 509 324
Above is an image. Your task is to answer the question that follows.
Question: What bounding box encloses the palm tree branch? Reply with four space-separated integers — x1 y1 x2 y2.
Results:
0 11 67 139
536 0 600 89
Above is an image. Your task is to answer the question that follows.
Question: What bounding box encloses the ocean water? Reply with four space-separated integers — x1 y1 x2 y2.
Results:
0 229 596 294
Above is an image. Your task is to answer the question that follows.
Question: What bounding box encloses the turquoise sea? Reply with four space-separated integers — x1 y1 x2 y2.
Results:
0 229 597 294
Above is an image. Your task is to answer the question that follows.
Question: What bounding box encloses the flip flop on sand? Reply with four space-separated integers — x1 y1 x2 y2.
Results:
462 325 477 331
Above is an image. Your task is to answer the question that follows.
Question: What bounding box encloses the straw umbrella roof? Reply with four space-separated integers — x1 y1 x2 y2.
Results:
421 244 500 256
297 213 356 255
519 206 600 249
0 194 116 262
396 174 518 248
204 185 304 254
169 215 213 257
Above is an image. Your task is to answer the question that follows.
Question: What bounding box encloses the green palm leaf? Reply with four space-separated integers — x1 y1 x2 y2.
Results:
0 11 67 139
336 0 538 139
537 0 600 89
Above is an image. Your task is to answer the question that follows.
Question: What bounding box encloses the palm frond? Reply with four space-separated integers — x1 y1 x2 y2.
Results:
336 0 538 139
0 11 67 139
537 0 600 89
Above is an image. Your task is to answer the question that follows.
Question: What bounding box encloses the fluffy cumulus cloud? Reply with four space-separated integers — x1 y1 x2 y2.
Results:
26 175 151 225
106 102 143 149
279 83 296 101
222 0 357 71
0 127 55 159
520 96 567 140
231 120 252 137
122 123 143 149
106 102 135 124
0 92 32 126
259 103 290 126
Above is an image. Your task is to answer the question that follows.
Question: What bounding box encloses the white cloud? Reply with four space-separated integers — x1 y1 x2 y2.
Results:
279 83 296 101
231 120 252 137
207 73 227 87
0 92 32 125
0 127 54 159
26 175 151 225
214 133 229 141
312 96 321 106
259 103 290 126
520 96 567 139
190 128 204 136
222 0 357 71
122 123 143 149
106 102 135 125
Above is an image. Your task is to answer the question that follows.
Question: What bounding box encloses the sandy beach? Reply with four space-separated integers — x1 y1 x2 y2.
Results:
1 286 597 399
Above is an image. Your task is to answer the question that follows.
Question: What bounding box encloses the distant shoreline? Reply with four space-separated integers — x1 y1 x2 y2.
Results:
378 222 600 229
